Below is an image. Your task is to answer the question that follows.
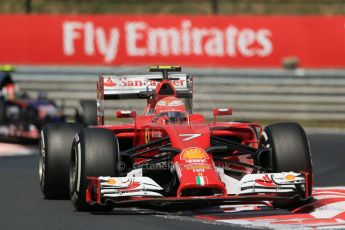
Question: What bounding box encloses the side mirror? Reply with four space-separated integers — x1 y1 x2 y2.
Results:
213 108 232 124
213 108 232 116
116 110 136 119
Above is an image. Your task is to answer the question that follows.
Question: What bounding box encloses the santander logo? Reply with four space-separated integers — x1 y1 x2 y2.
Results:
104 78 116 87
62 20 273 63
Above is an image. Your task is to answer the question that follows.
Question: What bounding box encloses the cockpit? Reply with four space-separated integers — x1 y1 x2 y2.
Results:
154 111 188 124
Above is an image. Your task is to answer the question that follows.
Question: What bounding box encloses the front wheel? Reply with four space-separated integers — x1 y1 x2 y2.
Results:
70 128 120 211
261 122 313 209
39 123 82 199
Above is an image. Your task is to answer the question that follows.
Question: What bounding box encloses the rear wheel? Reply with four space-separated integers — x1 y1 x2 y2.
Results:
261 122 313 208
70 128 120 211
80 100 97 126
39 123 82 199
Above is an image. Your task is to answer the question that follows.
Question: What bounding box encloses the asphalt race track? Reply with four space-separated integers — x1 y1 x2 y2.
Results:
0 132 345 230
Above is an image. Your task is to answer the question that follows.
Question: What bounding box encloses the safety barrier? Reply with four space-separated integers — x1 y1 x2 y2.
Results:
12 67 345 123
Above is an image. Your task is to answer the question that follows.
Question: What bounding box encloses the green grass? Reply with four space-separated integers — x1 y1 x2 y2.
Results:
1 0 345 15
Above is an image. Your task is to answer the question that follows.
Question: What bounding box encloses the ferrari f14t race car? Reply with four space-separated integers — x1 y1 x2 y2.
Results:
39 66 313 211
0 65 97 143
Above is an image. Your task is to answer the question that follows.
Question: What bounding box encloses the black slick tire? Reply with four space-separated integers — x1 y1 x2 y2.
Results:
70 128 120 211
261 122 313 208
39 123 82 199
80 100 97 126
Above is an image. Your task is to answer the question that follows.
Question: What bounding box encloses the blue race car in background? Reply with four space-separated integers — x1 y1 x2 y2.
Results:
0 65 96 143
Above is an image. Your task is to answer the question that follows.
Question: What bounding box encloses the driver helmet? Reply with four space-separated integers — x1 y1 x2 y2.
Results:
2 83 15 100
154 96 186 114
154 97 187 124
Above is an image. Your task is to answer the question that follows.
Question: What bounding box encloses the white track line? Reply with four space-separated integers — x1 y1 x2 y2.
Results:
0 143 37 156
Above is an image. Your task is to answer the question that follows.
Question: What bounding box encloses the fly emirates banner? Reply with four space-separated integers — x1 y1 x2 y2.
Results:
0 14 344 67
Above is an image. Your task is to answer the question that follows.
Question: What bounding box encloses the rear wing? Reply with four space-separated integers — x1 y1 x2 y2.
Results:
96 74 193 125
97 74 193 100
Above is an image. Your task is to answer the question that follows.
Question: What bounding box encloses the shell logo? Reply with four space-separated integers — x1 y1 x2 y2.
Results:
180 147 209 160
145 128 150 143
107 179 117 185
285 174 296 181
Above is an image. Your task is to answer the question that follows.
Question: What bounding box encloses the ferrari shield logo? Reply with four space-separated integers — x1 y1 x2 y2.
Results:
145 128 150 143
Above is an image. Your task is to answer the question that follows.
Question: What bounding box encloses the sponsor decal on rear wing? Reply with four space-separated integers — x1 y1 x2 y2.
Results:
98 74 193 100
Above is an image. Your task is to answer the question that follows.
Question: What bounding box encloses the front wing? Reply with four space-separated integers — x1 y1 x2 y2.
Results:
85 171 310 207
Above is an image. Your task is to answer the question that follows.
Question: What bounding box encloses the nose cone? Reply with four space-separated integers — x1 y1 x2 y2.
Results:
175 147 227 197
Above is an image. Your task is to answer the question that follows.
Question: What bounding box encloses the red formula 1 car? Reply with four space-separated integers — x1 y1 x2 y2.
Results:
39 66 313 211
